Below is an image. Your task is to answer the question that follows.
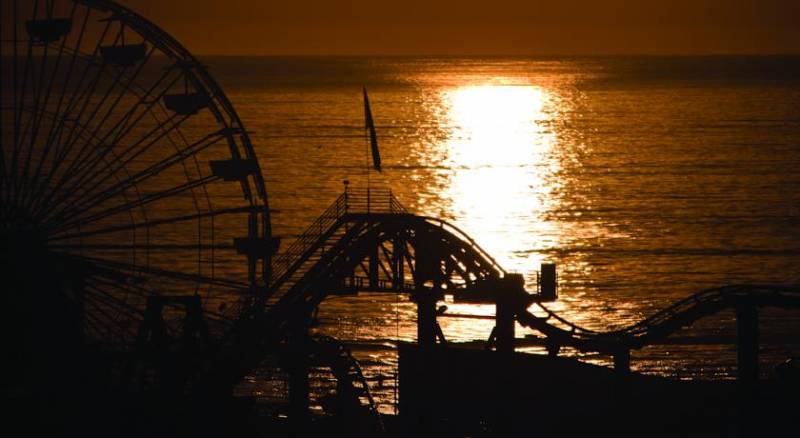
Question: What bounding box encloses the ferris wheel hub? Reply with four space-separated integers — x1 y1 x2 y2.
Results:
3 0 273 360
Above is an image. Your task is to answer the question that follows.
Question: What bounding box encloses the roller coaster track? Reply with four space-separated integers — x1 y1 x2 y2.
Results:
519 284 800 354
208 189 507 406
263 190 800 353
210 189 799 398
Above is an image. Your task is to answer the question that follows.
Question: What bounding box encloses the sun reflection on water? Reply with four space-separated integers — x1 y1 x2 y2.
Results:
414 83 568 341
439 84 561 282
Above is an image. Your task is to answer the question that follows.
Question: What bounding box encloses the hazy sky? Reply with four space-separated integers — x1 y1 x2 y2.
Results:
120 0 800 55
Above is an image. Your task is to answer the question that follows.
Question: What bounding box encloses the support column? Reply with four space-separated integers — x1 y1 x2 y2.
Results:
495 292 516 354
414 293 438 349
288 317 310 431
494 274 524 354
613 348 631 406
369 237 379 289
393 232 405 291
494 282 519 437
614 349 631 375
410 291 439 432
736 304 759 385
546 341 560 357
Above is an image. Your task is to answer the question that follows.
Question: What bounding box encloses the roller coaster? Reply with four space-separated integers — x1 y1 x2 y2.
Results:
218 188 799 394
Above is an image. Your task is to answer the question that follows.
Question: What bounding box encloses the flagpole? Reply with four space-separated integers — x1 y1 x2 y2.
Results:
363 85 382 213
366 119 370 213
364 86 371 212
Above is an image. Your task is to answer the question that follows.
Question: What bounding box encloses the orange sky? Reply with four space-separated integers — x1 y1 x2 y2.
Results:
120 0 800 55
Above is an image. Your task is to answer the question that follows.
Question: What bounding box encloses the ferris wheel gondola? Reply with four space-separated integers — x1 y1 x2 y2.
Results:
1 0 275 351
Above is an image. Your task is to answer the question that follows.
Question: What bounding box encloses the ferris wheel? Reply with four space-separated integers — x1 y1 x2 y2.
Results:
1 0 275 351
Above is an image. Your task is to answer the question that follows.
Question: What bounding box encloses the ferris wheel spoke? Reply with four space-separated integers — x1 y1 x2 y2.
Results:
44 173 219 232
24 31 114 214
9 2 41 203
85 289 135 324
85 279 149 315
48 45 157 191
54 18 114 152
31 112 188 221
86 275 165 306
47 205 261 241
58 70 186 195
83 314 110 341
18 4 81 210
84 312 129 345
19 16 72 204
85 282 136 318
23 44 153 210
44 12 111 159
50 115 217 222
41 47 94 172
5 2 17 199
63 108 185 190
72 255 249 291
52 243 235 251
52 56 135 187
37 74 119 210
30 4 88 186
25 124 103 217
45 60 121 191
83 294 138 343
82 44 155 141
60 133 222 222
102 71 183 150
26 69 181 217
16 40 50 202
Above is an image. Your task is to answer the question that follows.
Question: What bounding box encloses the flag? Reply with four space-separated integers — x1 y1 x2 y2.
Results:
363 86 381 172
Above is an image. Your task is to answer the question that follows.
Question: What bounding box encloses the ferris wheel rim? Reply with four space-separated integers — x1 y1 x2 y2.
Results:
2 0 275 348
76 0 270 211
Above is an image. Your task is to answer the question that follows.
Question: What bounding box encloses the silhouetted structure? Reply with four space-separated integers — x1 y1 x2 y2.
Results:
4 1 799 437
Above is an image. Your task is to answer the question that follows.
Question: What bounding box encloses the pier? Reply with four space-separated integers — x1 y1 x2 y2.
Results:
215 187 800 434
4 2 800 436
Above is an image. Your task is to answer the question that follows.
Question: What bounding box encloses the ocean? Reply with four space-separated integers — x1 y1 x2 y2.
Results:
4 0 799 420
204 56 800 407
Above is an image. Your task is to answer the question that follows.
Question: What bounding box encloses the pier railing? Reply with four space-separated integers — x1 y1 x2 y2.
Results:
270 188 407 287
343 187 409 215
339 275 418 292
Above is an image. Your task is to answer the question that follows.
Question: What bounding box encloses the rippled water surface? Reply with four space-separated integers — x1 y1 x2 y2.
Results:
209 56 800 406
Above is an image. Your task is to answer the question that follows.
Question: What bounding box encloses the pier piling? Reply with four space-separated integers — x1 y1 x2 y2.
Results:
288 316 310 430
736 303 759 385
414 292 439 349
495 289 517 354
